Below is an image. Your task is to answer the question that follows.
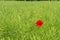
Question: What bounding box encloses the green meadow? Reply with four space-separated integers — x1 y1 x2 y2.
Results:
0 2 60 40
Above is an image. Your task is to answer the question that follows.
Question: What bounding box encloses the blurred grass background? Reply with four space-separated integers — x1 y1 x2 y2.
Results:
0 1 60 40
0 0 60 1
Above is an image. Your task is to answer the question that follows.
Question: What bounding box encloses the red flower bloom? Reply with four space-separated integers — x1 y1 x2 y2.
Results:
36 20 43 27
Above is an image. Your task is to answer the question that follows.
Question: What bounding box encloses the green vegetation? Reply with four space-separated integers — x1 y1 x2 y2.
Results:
0 2 60 40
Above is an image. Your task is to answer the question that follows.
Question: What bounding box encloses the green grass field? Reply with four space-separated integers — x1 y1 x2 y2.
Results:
0 2 60 40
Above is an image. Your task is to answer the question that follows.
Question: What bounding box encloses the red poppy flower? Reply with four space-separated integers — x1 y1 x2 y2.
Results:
36 20 43 27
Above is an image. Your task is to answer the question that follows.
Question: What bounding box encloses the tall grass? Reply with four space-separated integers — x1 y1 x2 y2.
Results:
0 2 60 40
